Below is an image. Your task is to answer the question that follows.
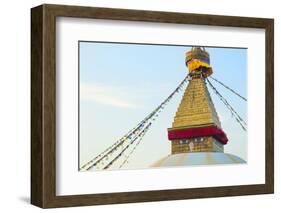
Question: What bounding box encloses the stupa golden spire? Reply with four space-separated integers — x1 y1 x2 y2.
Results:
167 47 228 154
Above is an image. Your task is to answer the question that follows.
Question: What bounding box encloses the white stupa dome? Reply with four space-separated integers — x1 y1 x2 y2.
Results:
151 152 246 167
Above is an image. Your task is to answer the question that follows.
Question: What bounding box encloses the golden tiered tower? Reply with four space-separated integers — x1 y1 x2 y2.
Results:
168 47 228 154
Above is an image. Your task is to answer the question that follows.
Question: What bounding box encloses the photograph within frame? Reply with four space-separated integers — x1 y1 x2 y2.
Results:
78 41 248 172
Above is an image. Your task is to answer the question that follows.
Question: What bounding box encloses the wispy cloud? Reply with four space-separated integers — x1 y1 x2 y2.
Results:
80 83 138 108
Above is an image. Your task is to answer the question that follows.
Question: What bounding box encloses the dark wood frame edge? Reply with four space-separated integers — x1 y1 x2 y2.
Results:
31 4 274 208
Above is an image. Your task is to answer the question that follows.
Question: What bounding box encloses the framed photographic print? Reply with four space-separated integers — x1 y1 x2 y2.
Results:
31 4 274 208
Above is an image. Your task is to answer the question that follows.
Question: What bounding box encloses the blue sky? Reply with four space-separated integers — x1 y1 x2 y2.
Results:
79 41 247 170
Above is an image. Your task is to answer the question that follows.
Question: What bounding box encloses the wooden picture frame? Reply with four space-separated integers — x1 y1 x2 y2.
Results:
31 4 274 208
